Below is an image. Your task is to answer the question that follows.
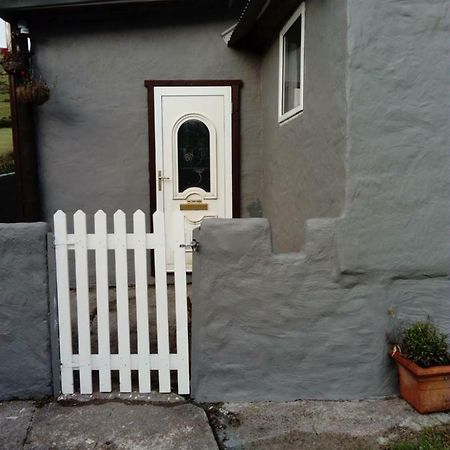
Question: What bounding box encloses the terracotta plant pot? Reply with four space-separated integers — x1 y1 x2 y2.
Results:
391 350 450 413
16 81 50 105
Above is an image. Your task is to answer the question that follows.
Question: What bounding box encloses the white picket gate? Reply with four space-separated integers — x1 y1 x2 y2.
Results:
53 209 190 395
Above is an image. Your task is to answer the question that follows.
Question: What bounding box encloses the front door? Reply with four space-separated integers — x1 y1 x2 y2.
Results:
153 85 234 270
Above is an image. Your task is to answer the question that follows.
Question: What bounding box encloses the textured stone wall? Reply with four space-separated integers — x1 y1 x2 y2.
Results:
0 222 52 400
191 0 450 402
191 219 449 402
338 0 450 275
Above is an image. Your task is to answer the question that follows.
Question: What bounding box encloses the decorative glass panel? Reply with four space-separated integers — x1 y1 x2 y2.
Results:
177 119 211 193
283 15 302 114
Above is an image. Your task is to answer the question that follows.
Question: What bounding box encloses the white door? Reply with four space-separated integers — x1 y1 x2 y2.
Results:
154 86 233 271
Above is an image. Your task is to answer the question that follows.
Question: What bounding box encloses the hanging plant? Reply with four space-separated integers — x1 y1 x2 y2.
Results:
16 78 50 105
0 49 25 75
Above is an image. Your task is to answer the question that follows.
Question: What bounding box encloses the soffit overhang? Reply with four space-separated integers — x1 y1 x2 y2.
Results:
0 0 239 22
228 0 301 53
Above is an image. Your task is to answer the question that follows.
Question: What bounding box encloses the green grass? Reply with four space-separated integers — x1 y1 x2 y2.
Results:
387 426 450 450
0 67 13 173
0 92 11 119
0 68 11 121
0 81 8 94
0 127 12 156
0 150 14 174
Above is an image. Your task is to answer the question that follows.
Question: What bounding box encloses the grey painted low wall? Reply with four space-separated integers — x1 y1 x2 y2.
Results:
191 219 450 402
0 222 52 400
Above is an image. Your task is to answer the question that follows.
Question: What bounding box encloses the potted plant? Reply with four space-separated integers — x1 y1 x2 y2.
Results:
391 321 450 413
16 78 50 105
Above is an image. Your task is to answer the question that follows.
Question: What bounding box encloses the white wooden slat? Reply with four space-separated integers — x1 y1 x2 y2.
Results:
133 210 151 393
114 210 132 392
173 211 190 394
94 210 111 392
66 233 156 250
72 353 184 370
153 210 171 393
53 210 74 394
73 210 93 394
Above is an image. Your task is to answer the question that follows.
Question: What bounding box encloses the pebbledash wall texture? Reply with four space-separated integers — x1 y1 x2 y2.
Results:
191 0 450 401
32 14 263 225
260 0 347 253
0 223 53 400
0 0 447 401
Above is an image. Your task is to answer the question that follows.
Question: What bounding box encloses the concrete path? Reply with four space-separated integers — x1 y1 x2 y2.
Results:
0 397 449 450
0 399 216 450
212 399 450 450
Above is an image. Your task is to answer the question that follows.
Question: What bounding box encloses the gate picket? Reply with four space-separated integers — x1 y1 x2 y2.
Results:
54 211 74 394
73 210 93 394
153 211 171 393
94 210 111 392
114 210 132 392
173 211 190 394
133 210 151 393
54 209 189 395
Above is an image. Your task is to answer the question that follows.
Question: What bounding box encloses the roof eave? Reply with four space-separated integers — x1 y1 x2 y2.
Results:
228 0 301 52
0 0 173 11
227 0 268 48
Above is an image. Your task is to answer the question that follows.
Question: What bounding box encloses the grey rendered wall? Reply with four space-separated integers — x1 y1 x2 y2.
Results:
32 15 262 224
259 0 347 252
191 219 449 402
0 222 52 400
191 0 450 402
338 0 450 275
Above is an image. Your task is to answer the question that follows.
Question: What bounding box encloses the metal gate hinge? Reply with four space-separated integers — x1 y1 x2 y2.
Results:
179 239 200 252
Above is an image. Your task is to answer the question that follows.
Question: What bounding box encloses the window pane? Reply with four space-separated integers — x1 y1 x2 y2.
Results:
283 15 302 114
177 119 211 192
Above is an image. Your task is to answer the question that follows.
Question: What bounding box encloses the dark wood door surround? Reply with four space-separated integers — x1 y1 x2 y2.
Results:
145 80 242 220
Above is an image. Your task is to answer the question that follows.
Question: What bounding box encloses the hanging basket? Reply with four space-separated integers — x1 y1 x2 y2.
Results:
16 80 50 105
0 54 25 75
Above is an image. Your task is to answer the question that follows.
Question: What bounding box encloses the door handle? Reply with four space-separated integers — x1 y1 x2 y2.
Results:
158 170 170 191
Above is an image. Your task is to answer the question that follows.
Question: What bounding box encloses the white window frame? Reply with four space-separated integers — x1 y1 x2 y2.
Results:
278 2 305 123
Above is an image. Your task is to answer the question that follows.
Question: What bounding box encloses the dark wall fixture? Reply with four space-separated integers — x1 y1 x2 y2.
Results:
5 22 41 222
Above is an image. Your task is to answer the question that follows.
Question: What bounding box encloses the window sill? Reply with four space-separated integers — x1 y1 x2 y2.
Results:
278 107 303 125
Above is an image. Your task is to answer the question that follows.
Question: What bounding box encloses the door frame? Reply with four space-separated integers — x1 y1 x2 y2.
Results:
145 80 243 221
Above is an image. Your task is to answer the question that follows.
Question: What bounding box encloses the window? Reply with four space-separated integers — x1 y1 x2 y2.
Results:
279 3 305 123
177 119 211 193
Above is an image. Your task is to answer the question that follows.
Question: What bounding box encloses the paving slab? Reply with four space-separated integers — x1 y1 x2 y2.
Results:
25 402 217 450
0 401 35 449
212 398 450 450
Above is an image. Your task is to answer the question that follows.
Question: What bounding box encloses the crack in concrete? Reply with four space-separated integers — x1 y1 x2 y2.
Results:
312 423 319 435
21 407 36 449
191 402 224 450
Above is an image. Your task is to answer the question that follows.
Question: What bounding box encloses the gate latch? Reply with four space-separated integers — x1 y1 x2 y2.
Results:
179 239 200 252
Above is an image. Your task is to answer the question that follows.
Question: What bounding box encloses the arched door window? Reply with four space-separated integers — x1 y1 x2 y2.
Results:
177 119 211 193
